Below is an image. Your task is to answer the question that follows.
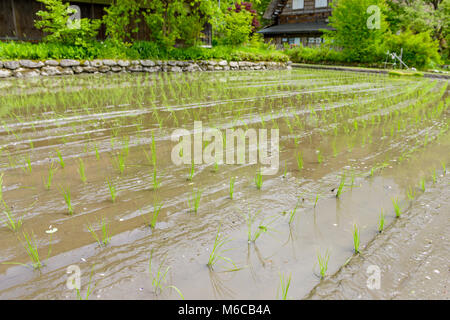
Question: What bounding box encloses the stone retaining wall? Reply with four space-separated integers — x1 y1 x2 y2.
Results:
0 59 290 78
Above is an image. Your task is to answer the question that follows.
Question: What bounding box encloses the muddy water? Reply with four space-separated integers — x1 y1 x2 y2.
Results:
0 70 448 299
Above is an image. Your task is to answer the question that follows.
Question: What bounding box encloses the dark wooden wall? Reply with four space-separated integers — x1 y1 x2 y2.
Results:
279 0 331 24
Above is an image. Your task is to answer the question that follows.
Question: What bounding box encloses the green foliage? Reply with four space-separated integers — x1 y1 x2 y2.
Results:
384 30 441 69
325 0 388 62
218 9 254 46
34 0 101 47
103 0 142 44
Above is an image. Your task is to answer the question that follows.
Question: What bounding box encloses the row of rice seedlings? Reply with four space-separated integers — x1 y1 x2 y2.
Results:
87 217 111 247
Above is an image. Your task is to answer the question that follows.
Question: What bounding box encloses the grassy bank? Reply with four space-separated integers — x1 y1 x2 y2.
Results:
0 40 288 62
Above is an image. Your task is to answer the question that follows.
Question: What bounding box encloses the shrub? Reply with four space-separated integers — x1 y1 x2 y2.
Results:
34 0 101 47
384 30 441 69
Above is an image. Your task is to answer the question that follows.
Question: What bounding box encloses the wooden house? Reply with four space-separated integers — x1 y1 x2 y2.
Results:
257 0 334 47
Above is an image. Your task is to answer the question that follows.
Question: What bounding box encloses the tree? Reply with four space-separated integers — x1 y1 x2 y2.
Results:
103 0 143 44
324 0 389 62
34 0 101 46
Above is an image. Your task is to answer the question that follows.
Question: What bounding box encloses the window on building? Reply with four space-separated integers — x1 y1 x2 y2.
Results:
292 0 304 10
315 0 328 8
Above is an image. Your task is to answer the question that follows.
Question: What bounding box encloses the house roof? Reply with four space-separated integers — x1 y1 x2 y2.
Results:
263 0 289 20
257 22 333 35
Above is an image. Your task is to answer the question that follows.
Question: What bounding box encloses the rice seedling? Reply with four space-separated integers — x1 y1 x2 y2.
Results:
378 210 385 233
148 250 184 299
314 193 320 208
207 224 236 270
187 161 195 181
0 173 3 201
94 145 100 160
288 203 300 225
277 273 291 300
353 224 360 254
22 154 32 173
78 159 87 183
56 149 65 168
317 249 330 279
151 167 160 190
115 152 126 174
43 162 57 190
406 186 416 200
335 174 346 198
59 186 74 215
296 151 303 171
87 217 111 247
188 188 202 214
392 198 402 218
144 200 163 229
431 169 437 184
229 176 236 200
106 178 117 203
254 169 263 190
8 231 53 270
441 161 446 174
76 265 96 300
1 201 23 232
420 177 426 192
213 161 219 172
317 150 323 164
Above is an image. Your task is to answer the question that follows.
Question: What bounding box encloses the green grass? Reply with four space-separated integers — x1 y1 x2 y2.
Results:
254 169 263 190
317 249 330 279
277 273 291 300
59 186 74 215
353 224 360 254
87 217 111 247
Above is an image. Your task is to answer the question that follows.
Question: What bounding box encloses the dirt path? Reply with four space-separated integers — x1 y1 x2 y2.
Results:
305 174 450 300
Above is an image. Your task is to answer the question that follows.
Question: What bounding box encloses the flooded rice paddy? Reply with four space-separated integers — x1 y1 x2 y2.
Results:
0 69 448 299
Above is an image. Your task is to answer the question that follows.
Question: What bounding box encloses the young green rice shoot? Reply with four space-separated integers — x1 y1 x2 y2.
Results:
229 176 236 200
288 203 299 225
317 249 330 279
188 188 202 214
255 169 263 190
187 162 195 181
207 224 236 270
87 217 111 247
1 200 23 232
56 149 65 168
78 158 87 183
43 162 56 190
296 151 303 171
336 174 346 198
106 178 117 203
392 197 402 218
148 250 184 299
353 224 360 254
378 210 385 233
277 273 291 300
59 186 74 215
